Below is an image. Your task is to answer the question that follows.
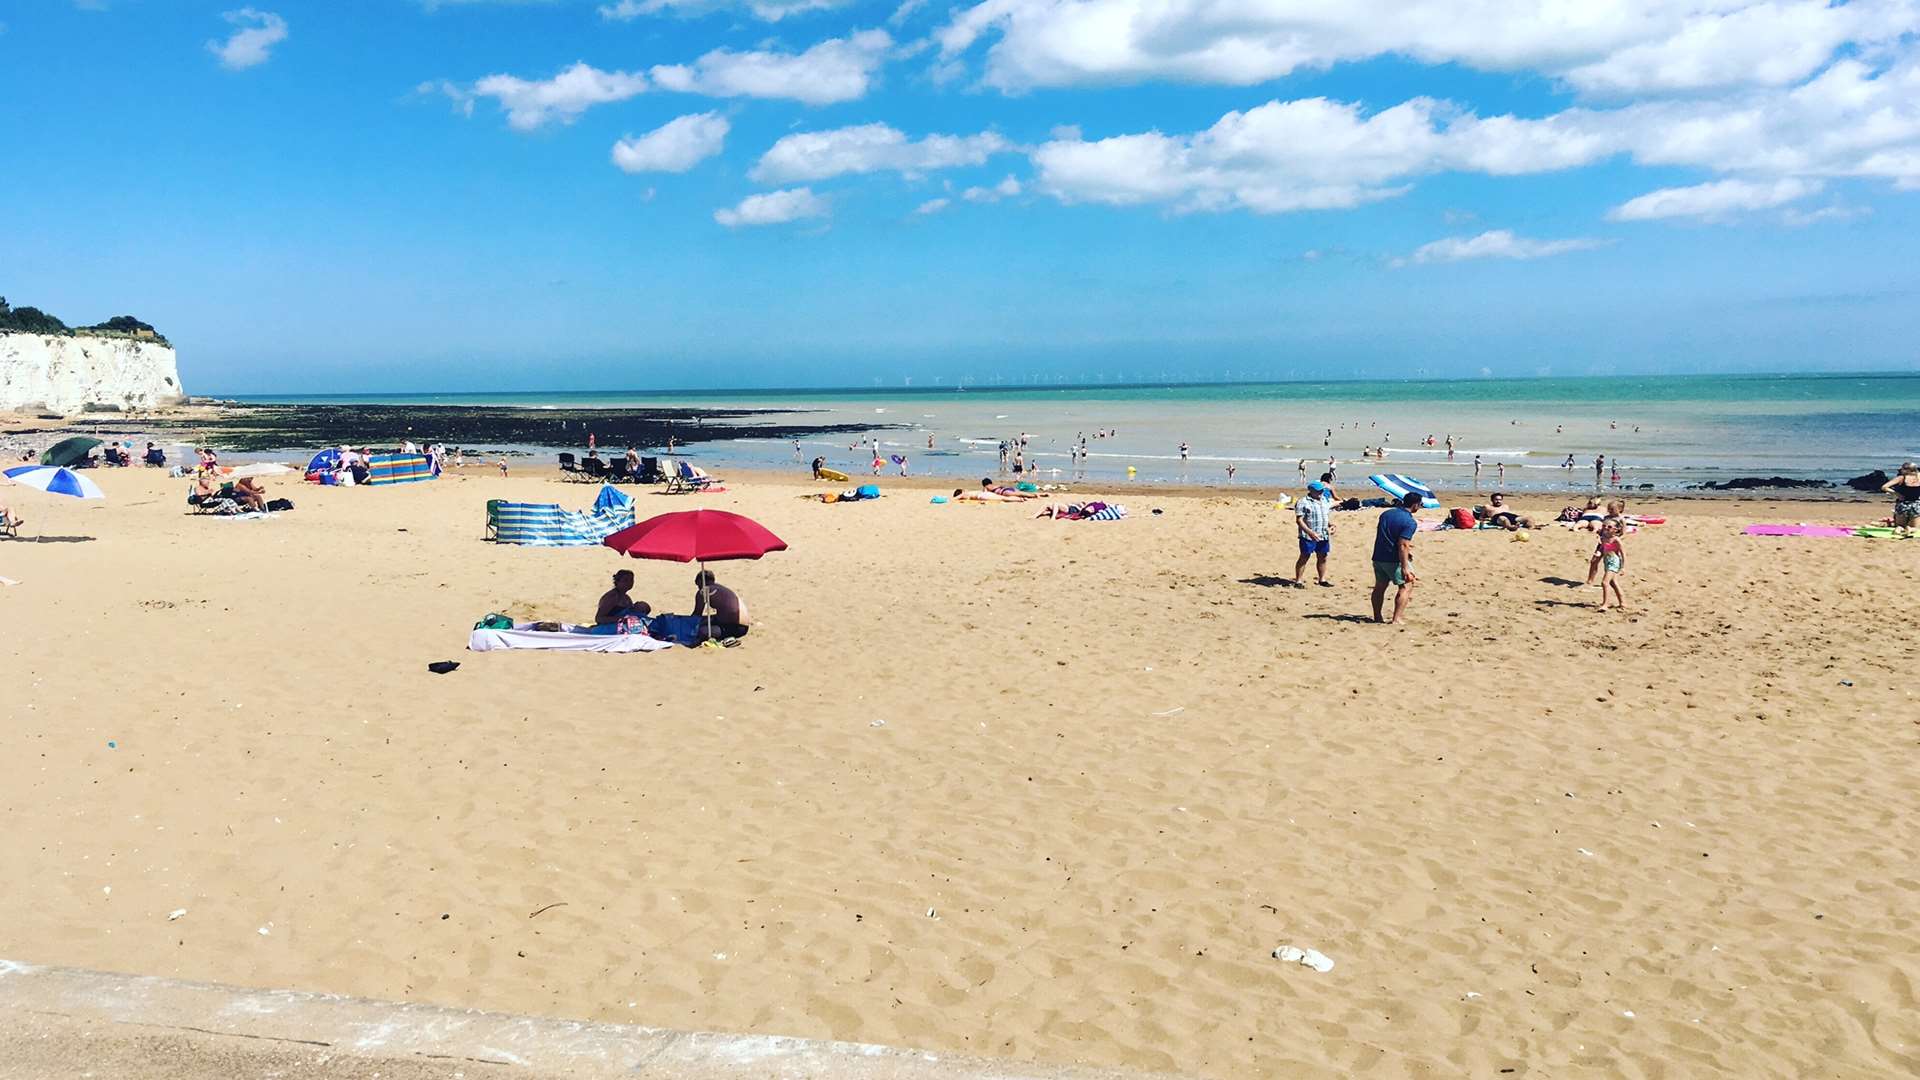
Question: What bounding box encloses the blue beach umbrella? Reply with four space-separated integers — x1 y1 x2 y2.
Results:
4 465 107 500
1369 473 1439 508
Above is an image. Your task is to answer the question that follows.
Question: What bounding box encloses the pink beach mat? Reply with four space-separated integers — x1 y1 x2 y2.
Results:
1743 524 1855 537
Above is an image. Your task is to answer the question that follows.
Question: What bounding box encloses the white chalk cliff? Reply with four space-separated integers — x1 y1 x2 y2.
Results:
0 331 187 413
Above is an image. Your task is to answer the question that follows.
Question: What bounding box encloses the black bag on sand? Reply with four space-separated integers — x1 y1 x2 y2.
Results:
267 498 295 512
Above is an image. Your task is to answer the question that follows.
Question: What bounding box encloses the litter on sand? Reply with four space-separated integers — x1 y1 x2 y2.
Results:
167 909 188 921
1151 706 1185 717
1272 945 1335 972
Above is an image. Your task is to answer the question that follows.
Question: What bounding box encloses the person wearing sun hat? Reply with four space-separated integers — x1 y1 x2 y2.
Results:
1291 479 1336 588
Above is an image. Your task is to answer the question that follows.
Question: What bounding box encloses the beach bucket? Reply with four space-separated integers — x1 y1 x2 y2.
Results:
1512 529 1530 542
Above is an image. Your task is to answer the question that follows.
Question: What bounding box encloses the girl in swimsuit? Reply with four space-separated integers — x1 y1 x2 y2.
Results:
1594 521 1627 611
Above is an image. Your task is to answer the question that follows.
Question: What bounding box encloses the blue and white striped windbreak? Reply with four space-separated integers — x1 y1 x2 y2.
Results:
3 465 106 500
1368 473 1439 508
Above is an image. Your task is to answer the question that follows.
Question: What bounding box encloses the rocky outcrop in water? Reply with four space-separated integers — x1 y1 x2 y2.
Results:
1846 470 1890 491
1 331 187 413
1695 476 1833 491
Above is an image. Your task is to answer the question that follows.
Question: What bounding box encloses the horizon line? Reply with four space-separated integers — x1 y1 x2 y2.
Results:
208 369 1914 401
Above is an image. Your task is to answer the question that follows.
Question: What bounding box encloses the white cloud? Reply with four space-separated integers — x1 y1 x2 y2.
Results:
1780 203 1873 226
936 0 1920 95
600 0 846 22
1395 229 1607 266
460 62 649 130
962 174 1023 201
1608 177 1822 222
651 29 891 105
714 187 830 226
751 123 1010 182
207 8 287 71
914 197 952 214
612 112 731 173
1028 53 1920 214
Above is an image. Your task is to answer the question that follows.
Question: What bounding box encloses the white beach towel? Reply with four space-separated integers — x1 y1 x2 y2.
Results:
468 621 675 654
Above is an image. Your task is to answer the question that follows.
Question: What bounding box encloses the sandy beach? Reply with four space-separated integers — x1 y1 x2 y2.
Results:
2 464 1916 1078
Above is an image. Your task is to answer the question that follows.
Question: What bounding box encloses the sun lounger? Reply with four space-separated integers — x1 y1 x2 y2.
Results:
665 459 719 493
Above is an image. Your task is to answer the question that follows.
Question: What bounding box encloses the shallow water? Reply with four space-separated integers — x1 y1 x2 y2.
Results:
233 373 1920 491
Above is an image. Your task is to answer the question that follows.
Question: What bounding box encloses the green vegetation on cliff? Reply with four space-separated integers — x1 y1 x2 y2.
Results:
0 297 167 343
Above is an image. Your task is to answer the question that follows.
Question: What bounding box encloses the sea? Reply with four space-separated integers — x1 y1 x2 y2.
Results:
235 372 1920 492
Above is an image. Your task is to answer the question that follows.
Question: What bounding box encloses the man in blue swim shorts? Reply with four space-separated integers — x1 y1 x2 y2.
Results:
1291 480 1335 588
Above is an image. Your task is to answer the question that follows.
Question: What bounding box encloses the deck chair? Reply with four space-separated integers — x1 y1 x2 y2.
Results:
558 453 582 481
485 498 504 540
666 459 718 493
0 514 17 540
186 486 243 515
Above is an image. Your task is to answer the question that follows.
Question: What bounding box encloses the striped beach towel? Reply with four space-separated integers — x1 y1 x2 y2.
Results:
1369 474 1440 508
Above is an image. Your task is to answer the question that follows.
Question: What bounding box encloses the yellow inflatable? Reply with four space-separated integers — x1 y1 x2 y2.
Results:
816 467 850 483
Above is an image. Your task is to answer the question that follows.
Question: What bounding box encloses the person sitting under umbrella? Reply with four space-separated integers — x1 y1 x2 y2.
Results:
232 475 269 512
692 570 749 642
594 569 652 629
0 499 20 532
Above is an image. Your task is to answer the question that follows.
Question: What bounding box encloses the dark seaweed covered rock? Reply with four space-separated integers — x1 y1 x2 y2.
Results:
1696 476 1833 491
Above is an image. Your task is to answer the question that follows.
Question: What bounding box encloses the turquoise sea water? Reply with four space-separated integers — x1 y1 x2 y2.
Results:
234 373 1920 491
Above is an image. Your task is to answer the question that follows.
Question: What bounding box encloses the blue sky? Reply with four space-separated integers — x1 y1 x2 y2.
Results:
1 0 1916 392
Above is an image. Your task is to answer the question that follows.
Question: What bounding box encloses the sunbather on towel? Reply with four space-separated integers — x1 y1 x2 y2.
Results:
595 569 652 627
953 486 1021 502
692 569 749 641
1482 492 1532 531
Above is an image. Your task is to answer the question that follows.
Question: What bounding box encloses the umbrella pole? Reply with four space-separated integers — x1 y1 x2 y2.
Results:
700 559 713 645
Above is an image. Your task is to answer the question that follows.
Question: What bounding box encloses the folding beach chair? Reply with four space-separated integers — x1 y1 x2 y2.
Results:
485 498 503 540
638 457 665 484
608 458 632 484
580 457 609 482
666 459 718 493
558 453 582 481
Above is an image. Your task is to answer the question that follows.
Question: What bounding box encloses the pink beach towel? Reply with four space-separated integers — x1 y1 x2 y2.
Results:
1742 525 1855 537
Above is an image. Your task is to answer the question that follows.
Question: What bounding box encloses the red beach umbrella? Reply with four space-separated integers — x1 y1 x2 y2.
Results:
602 509 787 563
603 510 788 643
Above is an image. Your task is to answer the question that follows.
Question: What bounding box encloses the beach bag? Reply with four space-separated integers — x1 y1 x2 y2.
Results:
473 612 514 631
1449 507 1476 530
267 498 294 512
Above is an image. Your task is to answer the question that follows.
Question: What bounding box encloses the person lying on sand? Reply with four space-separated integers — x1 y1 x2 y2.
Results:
595 569 652 627
692 570 749 642
1482 493 1533 531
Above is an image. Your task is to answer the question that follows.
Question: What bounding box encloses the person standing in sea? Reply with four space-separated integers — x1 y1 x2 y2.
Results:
1594 454 1606 488
1473 455 1482 485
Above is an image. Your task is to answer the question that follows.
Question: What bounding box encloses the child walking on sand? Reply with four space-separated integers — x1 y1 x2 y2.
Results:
1593 521 1626 611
